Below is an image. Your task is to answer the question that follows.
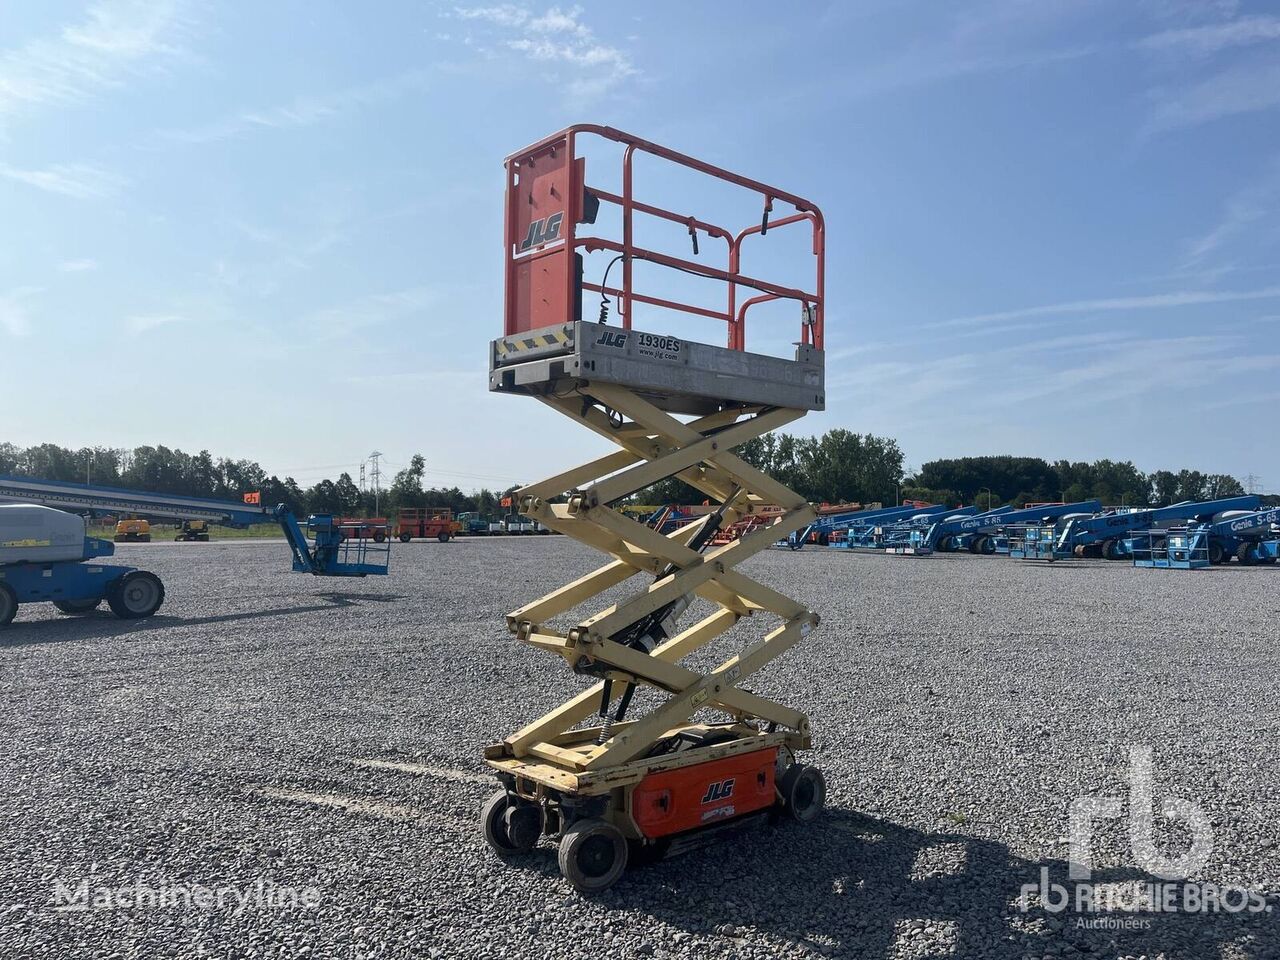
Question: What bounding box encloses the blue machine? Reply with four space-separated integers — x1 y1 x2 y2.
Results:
838 506 984 553
1131 528 1211 570
0 477 390 628
782 503 926 550
1196 506 1280 565
926 500 1103 555
1020 496 1260 561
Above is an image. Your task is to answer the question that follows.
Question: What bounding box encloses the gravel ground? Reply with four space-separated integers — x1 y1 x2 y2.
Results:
1 537 1277 959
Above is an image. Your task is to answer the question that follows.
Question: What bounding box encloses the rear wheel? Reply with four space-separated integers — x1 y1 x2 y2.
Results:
558 818 627 893
1102 539 1124 561
481 789 539 859
779 765 826 823
437 532 450 543
1237 542 1258 566
0 584 17 627
106 571 165 620
399 532 412 543
53 598 101 615
1208 541 1225 565
373 530 387 543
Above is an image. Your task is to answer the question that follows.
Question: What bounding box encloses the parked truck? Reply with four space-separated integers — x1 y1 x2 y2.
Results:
396 508 461 543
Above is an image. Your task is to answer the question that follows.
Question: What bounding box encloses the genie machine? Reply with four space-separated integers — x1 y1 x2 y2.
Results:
0 477 390 627
479 126 828 892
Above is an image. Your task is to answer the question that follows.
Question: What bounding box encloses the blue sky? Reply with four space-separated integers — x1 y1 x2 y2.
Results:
1 1 1278 494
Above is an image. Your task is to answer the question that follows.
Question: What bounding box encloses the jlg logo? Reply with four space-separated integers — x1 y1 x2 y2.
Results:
519 212 564 251
595 331 627 348
701 778 735 804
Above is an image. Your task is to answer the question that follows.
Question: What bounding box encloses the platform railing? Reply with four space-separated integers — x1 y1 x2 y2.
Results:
504 125 825 353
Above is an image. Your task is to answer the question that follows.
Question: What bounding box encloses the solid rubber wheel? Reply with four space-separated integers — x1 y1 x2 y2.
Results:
0 584 16 627
106 571 165 620
780 765 826 824
1237 542 1258 566
373 530 387 543
558 818 628 893
399 532 412 543
481 789 536 858
53 599 101 615
437 532 450 543
1207 541 1225 565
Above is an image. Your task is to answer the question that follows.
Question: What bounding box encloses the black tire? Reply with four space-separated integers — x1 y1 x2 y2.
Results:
1237 542 1258 566
558 818 628 893
481 789 537 859
779 765 826 823
53 598 101 615
373 530 387 543
105 571 165 620
1207 541 1225 565
1101 539 1124 561
937 535 953 552
437 532 450 543
399 532 412 543
0 584 16 627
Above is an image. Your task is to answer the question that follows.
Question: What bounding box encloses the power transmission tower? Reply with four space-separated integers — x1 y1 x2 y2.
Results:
369 451 383 514
1245 473 1260 495
359 462 366 492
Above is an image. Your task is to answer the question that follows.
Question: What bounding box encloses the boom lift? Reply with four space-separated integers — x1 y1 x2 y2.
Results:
1012 495 1260 561
480 126 828 892
0 476 388 627
925 499 1102 554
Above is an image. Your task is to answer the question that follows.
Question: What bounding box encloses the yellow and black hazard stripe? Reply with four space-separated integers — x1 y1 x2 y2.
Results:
495 327 571 359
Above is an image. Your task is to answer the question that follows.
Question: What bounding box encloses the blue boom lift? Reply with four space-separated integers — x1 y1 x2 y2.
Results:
783 503 926 550
1020 495 1260 561
0 475 389 628
1183 506 1280 565
928 500 1103 554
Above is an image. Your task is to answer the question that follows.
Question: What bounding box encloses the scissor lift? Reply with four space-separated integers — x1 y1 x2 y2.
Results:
480 126 828 891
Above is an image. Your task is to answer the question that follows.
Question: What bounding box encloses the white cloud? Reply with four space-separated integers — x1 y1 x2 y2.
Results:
1181 161 1280 267
450 5 636 100
1138 15 1280 55
126 313 184 336
163 69 430 144
0 0 190 120
58 258 99 272
305 286 440 341
938 286 1280 328
1144 55 1280 134
0 286 41 337
0 162 125 199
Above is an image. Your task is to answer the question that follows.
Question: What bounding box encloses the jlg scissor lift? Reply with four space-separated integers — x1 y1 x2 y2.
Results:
481 125 828 892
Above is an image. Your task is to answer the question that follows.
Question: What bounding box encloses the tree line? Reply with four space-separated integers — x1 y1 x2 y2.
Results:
1 440 1269 518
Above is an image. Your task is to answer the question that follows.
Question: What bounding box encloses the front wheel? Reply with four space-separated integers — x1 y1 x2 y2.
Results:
373 530 387 543
399 532 412 543
53 598 101 615
106 571 165 620
779 764 826 823
558 818 628 893
437 532 450 543
0 584 17 627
